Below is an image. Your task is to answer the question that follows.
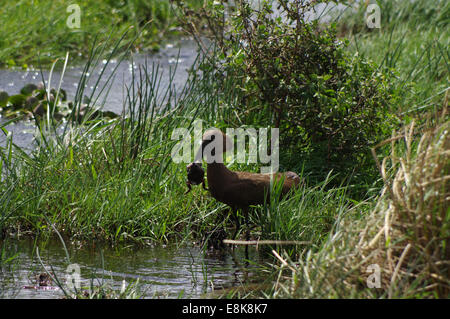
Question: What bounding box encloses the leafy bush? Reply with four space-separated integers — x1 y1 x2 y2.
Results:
175 0 400 190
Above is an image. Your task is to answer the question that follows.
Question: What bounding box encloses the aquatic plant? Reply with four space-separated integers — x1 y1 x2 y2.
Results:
0 84 118 122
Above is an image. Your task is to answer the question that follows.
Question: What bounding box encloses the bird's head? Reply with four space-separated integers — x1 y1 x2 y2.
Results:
194 128 233 163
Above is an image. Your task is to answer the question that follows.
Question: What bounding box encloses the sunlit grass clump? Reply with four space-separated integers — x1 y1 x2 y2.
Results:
0 0 200 67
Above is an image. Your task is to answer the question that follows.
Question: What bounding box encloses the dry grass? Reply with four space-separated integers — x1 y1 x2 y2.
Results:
268 102 449 298
366 111 449 297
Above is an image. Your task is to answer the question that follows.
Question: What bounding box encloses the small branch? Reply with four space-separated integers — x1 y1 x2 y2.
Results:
272 249 297 273
223 239 310 245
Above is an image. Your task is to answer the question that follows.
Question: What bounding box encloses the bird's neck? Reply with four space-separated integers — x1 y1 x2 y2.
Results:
207 162 232 179
206 162 233 197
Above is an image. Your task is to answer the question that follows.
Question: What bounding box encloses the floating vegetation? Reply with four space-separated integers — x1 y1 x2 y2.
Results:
0 83 119 122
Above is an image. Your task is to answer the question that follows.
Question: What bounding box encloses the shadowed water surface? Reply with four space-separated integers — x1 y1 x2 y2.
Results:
0 238 261 299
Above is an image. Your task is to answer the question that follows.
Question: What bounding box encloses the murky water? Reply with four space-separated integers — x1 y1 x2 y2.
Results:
0 238 261 299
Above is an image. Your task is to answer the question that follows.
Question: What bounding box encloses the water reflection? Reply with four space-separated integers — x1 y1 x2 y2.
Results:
0 238 261 299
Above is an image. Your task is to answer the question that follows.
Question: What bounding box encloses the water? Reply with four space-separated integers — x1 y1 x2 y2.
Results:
0 238 261 299
0 38 200 151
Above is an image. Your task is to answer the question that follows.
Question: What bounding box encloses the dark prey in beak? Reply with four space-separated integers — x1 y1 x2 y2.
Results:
185 162 208 194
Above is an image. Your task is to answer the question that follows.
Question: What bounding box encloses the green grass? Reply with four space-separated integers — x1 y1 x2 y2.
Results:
0 27 352 249
335 0 449 111
259 116 449 298
247 0 449 298
0 34 240 244
0 0 200 68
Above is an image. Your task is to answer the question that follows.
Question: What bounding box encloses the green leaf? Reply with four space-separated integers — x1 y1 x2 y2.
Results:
91 164 97 180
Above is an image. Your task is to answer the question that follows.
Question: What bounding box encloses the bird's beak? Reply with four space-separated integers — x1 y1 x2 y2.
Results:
194 140 207 164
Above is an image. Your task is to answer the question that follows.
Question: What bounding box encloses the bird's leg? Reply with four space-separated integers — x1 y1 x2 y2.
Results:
229 208 241 252
202 179 208 191
232 208 240 241
243 208 250 258
184 181 192 195
244 208 250 241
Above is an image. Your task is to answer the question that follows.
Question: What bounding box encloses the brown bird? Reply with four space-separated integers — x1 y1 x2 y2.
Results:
191 129 301 240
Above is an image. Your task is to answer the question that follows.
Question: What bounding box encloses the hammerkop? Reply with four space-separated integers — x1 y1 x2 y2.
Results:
190 129 301 239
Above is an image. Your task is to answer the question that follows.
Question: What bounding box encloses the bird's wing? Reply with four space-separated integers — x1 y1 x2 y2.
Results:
222 175 270 207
